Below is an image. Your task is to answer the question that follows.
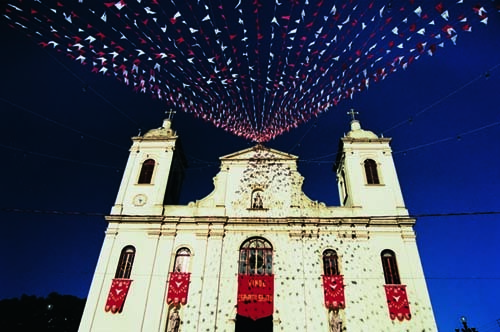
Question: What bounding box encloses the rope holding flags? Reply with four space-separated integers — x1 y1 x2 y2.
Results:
3 1 499 142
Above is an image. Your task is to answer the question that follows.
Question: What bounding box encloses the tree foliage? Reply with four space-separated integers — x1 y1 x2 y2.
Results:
0 293 85 332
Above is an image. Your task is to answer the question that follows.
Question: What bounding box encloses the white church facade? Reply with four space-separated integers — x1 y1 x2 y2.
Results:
78 118 437 332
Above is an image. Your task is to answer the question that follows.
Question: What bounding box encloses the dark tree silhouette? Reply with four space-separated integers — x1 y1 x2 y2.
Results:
0 293 85 332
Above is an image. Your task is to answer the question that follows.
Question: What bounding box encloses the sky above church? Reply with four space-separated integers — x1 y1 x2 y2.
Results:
1 1 499 331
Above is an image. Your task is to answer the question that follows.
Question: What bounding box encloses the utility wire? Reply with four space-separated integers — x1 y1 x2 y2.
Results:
382 62 500 135
288 60 499 158
476 319 500 332
2 207 500 219
3 266 500 281
0 97 128 151
288 119 319 154
0 207 105 217
0 142 122 170
1 113 496 170
40 46 142 128
297 118 500 164
298 61 500 163
393 120 500 155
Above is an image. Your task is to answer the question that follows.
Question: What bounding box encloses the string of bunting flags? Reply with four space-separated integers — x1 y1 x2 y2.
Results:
3 0 498 142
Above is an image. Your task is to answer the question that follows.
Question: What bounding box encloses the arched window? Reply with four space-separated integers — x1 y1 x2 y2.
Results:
239 238 273 275
364 159 380 184
115 246 135 279
173 247 191 272
323 249 340 276
138 159 155 184
381 250 400 284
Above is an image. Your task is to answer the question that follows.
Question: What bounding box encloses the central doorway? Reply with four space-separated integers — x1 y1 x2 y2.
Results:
236 238 274 332
235 314 273 332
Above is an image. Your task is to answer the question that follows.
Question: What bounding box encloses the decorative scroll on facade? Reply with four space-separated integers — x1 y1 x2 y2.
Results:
237 274 274 320
322 275 346 309
384 284 411 321
105 278 132 313
166 272 191 305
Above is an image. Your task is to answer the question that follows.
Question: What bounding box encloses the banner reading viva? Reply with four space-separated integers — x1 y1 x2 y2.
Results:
105 278 132 314
237 274 274 320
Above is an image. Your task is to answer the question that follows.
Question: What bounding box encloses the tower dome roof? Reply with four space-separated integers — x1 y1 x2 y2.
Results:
143 118 176 138
346 120 378 139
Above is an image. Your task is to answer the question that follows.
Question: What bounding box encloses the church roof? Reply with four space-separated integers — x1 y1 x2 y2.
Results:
345 120 378 139
220 145 298 161
141 119 176 139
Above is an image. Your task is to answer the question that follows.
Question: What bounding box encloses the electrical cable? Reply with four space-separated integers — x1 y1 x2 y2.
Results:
297 117 500 163
1 114 496 172
0 97 128 151
382 62 500 135
288 119 318 154
39 38 143 129
0 142 122 170
2 207 500 219
393 120 500 155
296 62 500 163
476 319 500 332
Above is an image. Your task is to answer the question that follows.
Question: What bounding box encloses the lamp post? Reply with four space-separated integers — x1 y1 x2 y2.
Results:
454 316 478 332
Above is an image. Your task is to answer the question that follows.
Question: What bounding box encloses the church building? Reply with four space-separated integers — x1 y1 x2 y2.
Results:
78 117 437 332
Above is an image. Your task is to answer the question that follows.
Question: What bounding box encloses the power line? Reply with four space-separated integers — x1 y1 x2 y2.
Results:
393 120 500 155
40 46 143 128
300 150 339 163
0 207 106 217
0 97 128 151
296 117 500 164
289 60 499 159
0 142 123 170
1 112 496 170
475 319 500 332
2 207 500 219
288 119 319 154
382 62 500 135
295 61 500 162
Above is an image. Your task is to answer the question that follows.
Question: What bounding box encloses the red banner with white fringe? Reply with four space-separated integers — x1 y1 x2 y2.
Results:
105 278 132 314
237 274 274 320
166 272 191 305
322 275 346 309
384 284 411 321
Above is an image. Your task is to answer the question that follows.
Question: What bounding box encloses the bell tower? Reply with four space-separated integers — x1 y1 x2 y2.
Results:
335 114 407 216
110 118 186 216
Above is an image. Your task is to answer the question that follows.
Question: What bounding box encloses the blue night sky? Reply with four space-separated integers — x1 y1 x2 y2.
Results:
1 1 499 331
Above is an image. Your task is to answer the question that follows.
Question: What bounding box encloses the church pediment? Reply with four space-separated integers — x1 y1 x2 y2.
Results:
193 145 324 217
220 145 297 162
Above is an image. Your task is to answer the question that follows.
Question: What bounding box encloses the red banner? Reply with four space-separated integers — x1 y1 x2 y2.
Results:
237 274 274 320
322 275 346 309
105 278 132 314
384 284 411 321
166 272 191 305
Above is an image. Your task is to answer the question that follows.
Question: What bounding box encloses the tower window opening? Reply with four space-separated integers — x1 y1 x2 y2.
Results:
323 249 340 276
381 249 400 284
173 247 191 272
239 238 273 275
340 170 348 205
115 246 135 279
364 159 380 184
138 159 155 184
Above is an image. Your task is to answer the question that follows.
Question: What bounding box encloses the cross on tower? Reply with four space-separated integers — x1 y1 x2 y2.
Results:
165 109 177 120
347 108 359 121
